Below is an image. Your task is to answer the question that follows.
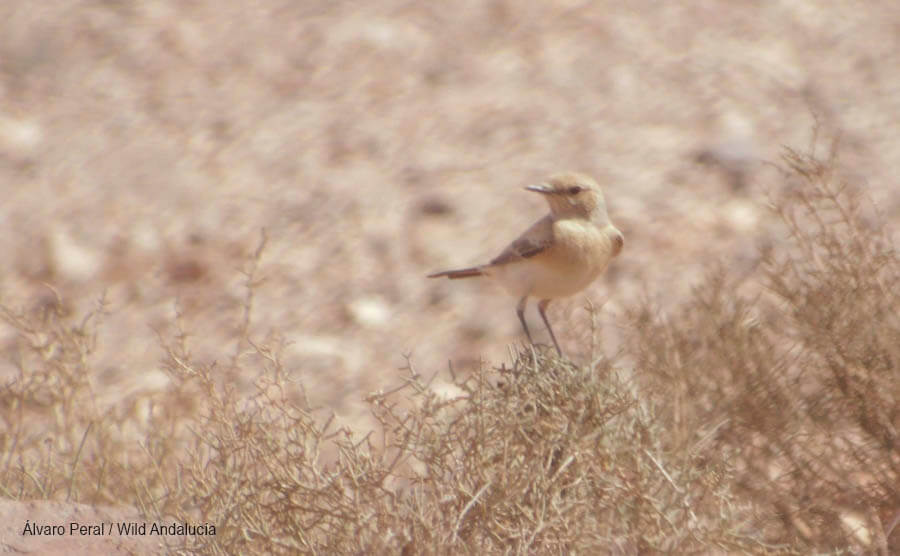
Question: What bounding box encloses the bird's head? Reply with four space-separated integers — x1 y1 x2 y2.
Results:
525 172 609 223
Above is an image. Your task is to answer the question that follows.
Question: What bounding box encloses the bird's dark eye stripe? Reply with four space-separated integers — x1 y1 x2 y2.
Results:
567 186 583 194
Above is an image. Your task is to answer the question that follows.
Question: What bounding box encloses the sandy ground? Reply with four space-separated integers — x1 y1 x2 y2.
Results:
3 0 900 433
1 1 899 548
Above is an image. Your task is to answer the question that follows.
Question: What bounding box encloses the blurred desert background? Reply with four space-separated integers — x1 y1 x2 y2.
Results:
0 0 900 556
2 1 900 552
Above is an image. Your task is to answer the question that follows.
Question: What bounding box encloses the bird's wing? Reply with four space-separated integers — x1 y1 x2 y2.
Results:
488 215 553 266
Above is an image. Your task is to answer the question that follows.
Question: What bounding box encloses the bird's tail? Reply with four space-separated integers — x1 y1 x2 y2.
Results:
427 266 485 279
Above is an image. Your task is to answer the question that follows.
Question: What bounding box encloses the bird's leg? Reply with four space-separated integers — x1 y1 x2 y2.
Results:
516 296 535 346
537 299 563 357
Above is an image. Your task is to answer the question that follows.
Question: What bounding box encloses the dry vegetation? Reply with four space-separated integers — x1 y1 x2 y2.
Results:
2 147 897 554
3 2 900 554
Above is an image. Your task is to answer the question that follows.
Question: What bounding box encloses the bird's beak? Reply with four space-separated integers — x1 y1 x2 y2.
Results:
525 183 555 195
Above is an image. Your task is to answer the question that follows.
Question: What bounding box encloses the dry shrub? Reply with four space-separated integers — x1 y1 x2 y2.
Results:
0 292 125 503
1 142 897 554
0 293 759 554
631 143 899 553
147 342 760 554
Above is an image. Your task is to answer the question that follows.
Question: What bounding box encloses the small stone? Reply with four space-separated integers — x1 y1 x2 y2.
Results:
48 228 102 282
347 296 391 328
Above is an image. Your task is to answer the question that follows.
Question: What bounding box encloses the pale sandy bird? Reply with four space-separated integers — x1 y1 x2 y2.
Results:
428 172 623 356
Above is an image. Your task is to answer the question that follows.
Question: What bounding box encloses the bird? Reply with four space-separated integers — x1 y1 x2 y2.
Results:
428 172 623 356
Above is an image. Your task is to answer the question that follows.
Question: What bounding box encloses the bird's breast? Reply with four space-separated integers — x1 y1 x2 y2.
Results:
551 220 616 273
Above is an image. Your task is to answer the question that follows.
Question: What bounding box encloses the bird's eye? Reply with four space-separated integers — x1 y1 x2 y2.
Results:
567 186 583 195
